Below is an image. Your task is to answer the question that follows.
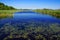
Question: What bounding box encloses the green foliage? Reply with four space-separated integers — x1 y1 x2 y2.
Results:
0 10 21 19
0 2 15 10
33 9 60 18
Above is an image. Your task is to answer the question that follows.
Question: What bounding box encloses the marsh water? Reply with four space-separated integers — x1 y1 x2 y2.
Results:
0 12 60 24
0 11 60 40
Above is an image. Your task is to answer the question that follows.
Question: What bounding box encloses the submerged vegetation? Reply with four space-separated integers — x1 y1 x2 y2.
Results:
0 22 60 40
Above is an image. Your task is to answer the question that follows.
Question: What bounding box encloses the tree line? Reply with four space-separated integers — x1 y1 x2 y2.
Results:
0 2 15 10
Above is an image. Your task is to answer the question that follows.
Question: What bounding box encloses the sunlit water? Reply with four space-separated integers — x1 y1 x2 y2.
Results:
14 12 60 23
0 11 60 40
0 12 60 26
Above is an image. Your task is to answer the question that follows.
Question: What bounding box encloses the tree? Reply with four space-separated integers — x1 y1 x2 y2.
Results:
0 2 16 10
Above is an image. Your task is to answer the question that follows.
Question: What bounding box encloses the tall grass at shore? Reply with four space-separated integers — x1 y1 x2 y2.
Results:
34 9 60 18
0 10 21 19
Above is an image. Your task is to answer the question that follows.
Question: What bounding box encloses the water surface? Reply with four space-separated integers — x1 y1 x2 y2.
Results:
0 11 60 40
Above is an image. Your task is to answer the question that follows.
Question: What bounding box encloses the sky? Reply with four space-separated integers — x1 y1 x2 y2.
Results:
0 0 60 9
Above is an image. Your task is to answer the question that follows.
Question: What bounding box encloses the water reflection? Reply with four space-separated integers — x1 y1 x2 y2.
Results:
0 12 60 40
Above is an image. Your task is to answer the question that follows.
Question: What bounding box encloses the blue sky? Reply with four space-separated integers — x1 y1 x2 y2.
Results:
0 0 60 9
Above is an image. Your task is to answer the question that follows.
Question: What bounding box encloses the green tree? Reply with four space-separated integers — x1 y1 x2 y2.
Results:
0 2 15 10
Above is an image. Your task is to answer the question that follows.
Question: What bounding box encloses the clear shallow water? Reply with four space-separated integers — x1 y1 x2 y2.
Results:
0 12 60 40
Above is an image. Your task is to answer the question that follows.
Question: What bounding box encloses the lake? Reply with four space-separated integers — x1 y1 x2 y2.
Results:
0 11 60 40
0 11 60 27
